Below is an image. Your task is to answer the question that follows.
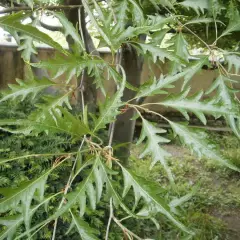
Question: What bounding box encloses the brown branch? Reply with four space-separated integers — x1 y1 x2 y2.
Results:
39 20 62 32
0 5 83 14
29 15 63 32
0 0 105 14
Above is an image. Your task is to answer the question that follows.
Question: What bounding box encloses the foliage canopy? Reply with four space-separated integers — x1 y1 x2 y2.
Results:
0 0 239 239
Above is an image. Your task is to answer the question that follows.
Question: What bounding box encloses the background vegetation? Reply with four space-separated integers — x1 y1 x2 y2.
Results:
0 0 239 239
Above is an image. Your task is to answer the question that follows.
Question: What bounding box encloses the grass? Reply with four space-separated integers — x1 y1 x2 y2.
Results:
129 132 240 240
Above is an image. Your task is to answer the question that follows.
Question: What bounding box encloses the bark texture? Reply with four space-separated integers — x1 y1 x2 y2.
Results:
113 43 145 166
64 0 98 111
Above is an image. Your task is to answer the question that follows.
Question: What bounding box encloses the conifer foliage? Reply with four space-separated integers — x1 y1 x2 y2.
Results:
0 0 239 239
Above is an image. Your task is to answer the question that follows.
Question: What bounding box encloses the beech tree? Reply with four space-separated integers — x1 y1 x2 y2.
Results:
0 0 239 239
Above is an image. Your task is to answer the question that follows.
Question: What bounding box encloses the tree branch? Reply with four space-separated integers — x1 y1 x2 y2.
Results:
29 15 63 32
0 0 105 14
0 5 83 14
39 20 62 31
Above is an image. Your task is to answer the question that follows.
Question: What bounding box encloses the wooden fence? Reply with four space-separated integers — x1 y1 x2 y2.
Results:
0 44 239 114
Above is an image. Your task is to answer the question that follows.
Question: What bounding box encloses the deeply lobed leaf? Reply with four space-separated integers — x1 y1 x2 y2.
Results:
93 68 126 132
0 13 67 55
31 54 106 83
161 87 239 125
0 107 90 139
0 78 57 103
0 170 49 231
206 75 240 138
137 118 173 182
170 121 240 172
120 165 192 234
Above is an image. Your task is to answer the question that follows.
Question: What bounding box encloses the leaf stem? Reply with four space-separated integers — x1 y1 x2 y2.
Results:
113 216 144 240
129 104 170 123
25 192 63 240
0 152 78 164
105 198 113 240
163 7 211 51
51 137 86 240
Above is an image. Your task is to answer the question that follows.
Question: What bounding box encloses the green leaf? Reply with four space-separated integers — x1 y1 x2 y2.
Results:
0 13 67 55
34 157 114 232
113 0 170 33
169 186 198 214
220 6 240 37
179 0 208 15
17 0 34 8
116 15 173 43
151 28 169 45
16 18 38 61
113 0 129 31
82 0 113 49
0 107 90 139
0 215 22 240
136 78 168 99
160 87 238 125
93 68 126 132
181 56 209 90
0 78 57 103
39 158 137 229
58 157 103 217
169 121 240 172
183 17 222 26
17 35 37 62
135 70 188 99
98 160 145 218
70 211 99 240
0 169 50 231
128 0 144 25
133 43 182 63
84 1 174 49
31 55 106 83
206 75 237 107
0 193 60 240
85 0 144 49
148 0 174 9
209 0 225 18
120 165 192 234
53 12 84 51
206 75 240 138
169 32 189 74
30 93 72 121
224 54 240 74
17 158 146 240
136 119 173 182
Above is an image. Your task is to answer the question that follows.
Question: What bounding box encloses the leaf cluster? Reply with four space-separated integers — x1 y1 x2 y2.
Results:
0 0 239 239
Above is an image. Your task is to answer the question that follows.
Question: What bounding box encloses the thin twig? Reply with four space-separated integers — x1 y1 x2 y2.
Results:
0 152 78 164
108 122 115 147
105 198 113 240
164 7 211 51
0 5 82 14
78 7 86 51
25 192 63 239
51 137 86 240
130 104 170 123
0 0 105 14
136 121 232 132
113 217 144 240
133 104 234 132
107 48 122 147
217 64 240 104
106 0 117 23
105 198 143 240
51 8 89 236
119 216 132 222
